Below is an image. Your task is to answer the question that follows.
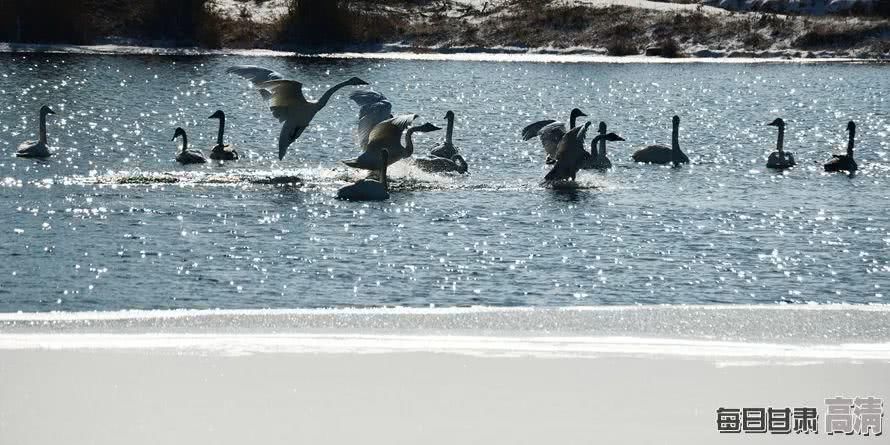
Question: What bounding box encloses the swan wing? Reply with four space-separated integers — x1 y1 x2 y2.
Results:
350 91 394 149
227 65 285 84
227 65 286 101
521 119 556 141
538 122 567 157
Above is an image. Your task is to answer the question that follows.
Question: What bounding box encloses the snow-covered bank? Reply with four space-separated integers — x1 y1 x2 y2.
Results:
0 42 883 63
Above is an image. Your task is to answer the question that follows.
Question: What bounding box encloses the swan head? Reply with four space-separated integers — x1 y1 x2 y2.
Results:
767 118 784 128
414 123 442 133
208 110 225 120
345 77 369 86
445 110 455 120
604 132 625 142
570 108 588 120
597 121 607 134
171 127 187 141
847 121 856 132
40 105 56 116
672 115 680 126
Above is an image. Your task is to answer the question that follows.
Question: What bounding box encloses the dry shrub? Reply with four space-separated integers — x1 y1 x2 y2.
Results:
607 39 638 56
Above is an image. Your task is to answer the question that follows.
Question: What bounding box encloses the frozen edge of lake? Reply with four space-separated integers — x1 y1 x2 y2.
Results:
1 42 884 64
2 305 889 350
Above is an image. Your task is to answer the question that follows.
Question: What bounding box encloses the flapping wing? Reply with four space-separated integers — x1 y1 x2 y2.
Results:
538 122 568 158
227 65 285 84
350 90 393 149
227 65 286 101
521 119 556 141
366 114 417 152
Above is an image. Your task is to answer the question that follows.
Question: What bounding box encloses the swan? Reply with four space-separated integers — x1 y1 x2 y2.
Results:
337 149 390 201
824 121 858 174
171 127 207 164
521 108 588 163
765 118 795 169
208 110 239 161
632 115 689 167
227 65 368 160
413 154 469 174
584 122 625 170
544 122 592 182
16 105 56 158
429 110 460 159
343 90 441 171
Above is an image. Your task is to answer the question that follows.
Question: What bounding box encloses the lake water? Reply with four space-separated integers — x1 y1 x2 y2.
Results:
0 53 888 312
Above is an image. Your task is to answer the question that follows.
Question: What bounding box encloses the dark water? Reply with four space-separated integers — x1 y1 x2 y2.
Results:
0 53 888 311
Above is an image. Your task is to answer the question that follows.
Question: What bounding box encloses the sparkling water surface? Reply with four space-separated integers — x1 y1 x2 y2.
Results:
0 54 888 311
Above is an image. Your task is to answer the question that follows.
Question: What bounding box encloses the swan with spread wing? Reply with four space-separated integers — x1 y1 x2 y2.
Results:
226 65 367 160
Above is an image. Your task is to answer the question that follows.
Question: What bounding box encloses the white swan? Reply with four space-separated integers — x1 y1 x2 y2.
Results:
429 110 460 159
337 150 391 201
632 115 689 167
522 108 587 164
343 90 441 171
227 65 367 160
16 105 55 158
824 121 858 174
208 110 239 161
765 118 795 169
172 127 207 164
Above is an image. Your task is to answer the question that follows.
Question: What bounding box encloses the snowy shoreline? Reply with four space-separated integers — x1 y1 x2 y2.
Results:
1 42 885 63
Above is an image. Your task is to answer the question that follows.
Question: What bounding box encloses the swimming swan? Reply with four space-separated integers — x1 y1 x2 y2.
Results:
544 122 592 182
824 121 858 174
429 110 460 159
227 65 367 160
413 154 469 174
765 118 795 169
522 108 588 164
208 110 239 161
632 115 689 167
172 127 207 164
16 105 55 158
337 150 390 201
343 90 441 170
585 122 625 170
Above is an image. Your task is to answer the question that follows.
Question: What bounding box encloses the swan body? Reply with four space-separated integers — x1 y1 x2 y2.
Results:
544 122 592 182
522 108 587 163
824 121 858 173
632 115 689 166
16 105 55 158
765 118 795 169
338 150 390 201
172 127 207 164
429 110 460 159
227 65 367 160
343 90 441 170
413 154 468 174
208 110 239 161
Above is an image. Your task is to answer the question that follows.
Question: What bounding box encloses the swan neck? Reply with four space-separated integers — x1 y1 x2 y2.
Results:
569 114 577 129
671 122 680 152
316 79 353 110
445 115 454 145
776 125 784 153
598 136 606 156
404 128 416 157
179 134 188 153
38 111 48 144
216 115 225 146
847 128 855 156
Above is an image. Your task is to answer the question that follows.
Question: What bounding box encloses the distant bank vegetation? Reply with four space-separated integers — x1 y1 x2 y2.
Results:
0 0 887 58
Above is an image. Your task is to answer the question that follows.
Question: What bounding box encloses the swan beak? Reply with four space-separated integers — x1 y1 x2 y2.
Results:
47 108 56 115
579 111 588 117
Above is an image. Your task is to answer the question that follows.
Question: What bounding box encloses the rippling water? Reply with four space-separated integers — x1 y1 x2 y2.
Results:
0 53 888 311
